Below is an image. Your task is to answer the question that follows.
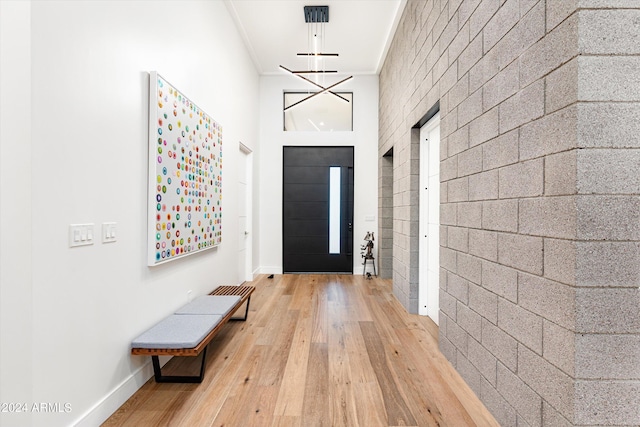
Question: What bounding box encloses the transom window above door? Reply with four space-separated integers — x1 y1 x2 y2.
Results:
283 92 353 131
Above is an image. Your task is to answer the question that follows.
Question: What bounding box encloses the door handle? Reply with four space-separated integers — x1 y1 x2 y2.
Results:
348 223 352 231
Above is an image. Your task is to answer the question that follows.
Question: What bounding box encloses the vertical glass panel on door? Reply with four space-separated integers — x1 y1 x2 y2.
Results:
329 166 341 254
284 92 353 131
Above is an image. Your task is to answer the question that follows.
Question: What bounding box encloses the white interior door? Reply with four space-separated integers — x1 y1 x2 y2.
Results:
419 113 440 323
238 144 253 283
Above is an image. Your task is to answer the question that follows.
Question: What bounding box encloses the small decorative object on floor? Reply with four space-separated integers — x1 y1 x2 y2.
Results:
361 231 376 278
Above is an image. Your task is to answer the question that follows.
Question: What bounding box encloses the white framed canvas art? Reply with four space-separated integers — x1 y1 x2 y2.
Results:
147 72 222 266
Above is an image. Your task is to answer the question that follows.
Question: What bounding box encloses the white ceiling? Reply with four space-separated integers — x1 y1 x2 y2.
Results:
225 0 407 75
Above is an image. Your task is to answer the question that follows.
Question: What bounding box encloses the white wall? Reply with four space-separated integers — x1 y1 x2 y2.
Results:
0 2 34 427
258 75 379 274
0 1 259 426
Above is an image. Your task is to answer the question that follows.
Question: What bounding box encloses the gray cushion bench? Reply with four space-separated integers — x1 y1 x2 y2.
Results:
131 285 255 383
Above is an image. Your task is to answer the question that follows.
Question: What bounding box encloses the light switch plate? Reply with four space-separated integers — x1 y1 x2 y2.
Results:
102 222 117 243
69 224 95 247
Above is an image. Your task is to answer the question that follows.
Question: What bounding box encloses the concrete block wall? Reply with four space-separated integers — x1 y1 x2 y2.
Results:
378 0 640 425
379 153 394 278
572 4 640 426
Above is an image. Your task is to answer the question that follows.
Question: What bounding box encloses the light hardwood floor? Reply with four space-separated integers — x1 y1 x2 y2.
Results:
103 274 499 427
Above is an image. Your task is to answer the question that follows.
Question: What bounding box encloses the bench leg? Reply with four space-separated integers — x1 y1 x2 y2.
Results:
230 296 251 321
151 347 208 383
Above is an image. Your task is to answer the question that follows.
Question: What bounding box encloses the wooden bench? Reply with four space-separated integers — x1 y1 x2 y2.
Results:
131 285 255 383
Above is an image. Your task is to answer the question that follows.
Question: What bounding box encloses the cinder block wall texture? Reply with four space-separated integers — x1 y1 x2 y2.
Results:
379 154 394 278
378 1 640 425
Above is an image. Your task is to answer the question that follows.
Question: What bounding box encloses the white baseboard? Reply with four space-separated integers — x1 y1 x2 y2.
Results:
258 266 282 275
72 358 168 426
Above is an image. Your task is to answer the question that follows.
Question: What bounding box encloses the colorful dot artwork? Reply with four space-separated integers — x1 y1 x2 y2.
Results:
148 72 222 266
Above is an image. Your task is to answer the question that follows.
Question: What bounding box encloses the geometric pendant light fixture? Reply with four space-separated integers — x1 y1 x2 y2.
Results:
280 5 353 110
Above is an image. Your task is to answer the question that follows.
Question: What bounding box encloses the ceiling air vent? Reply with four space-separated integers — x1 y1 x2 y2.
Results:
304 6 329 23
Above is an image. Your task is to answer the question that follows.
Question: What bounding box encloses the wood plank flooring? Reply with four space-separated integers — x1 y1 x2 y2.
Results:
103 274 499 427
